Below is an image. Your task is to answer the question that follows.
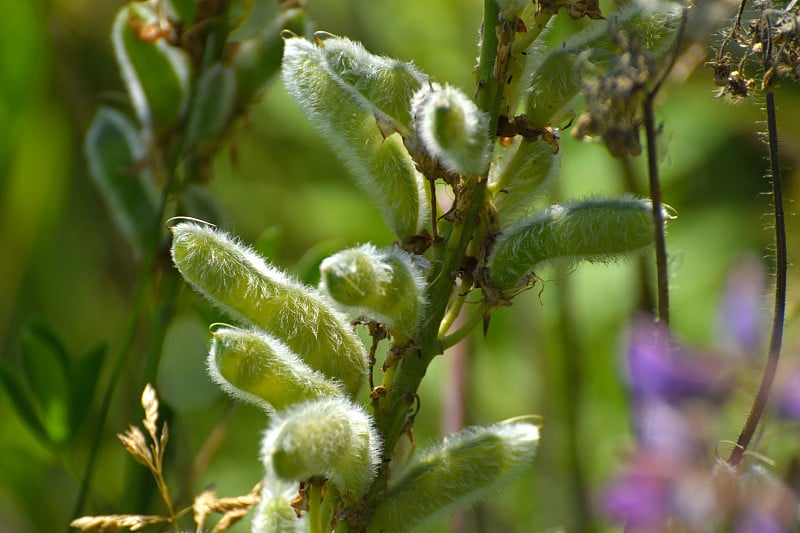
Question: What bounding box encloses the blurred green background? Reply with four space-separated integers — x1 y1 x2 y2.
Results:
1 1 799 532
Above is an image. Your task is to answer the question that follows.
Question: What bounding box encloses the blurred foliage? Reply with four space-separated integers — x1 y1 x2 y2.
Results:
1 0 799 532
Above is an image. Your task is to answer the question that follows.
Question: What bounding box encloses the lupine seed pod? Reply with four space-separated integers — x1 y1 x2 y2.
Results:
281 34 428 240
319 244 427 340
85 107 158 258
523 1 683 126
112 3 191 137
411 83 491 176
366 417 540 532
488 137 561 222
261 397 381 498
488 196 657 291
170 222 367 397
252 465 307 533
207 326 344 414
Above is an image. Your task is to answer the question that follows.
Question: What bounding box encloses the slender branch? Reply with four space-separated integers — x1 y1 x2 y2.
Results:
729 5 787 465
439 305 486 350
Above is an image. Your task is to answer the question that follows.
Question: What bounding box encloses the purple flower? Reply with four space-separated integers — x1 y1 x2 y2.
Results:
716 256 766 357
627 317 730 406
774 371 800 422
603 453 672 530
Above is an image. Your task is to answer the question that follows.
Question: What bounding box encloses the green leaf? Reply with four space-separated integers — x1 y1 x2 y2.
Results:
85 106 159 257
281 34 428 240
67 344 106 440
184 62 237 153
231 4 305 105
112 3 191 136
18 321 71 446
0 363 49 445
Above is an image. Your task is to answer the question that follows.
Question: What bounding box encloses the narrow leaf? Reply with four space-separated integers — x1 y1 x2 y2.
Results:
67 344 106 440
0 364 49 444
112 3 191 136
85 106 159 257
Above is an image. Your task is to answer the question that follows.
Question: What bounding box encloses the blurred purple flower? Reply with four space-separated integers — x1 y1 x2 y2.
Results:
603 453 672 531
774 371 800 422
716 256 766 357
736 510 787 533
627 317 730 406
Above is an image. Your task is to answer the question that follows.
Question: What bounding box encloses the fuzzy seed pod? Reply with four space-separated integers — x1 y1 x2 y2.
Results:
112 3 191 137
261 397 381 498
281 33 428 240
208 326 344 414
170 222 367 397
489 196 657 291
366 417 540 532
319 244 427 339
411 83 491 176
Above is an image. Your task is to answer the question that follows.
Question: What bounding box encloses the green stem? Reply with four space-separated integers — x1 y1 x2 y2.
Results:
360 1 506 527
439 305 486 350
309 482 323 533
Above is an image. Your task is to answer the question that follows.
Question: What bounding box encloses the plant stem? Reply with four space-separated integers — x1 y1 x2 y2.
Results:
361 0 504 524
309 482 323 533
729 35 787 466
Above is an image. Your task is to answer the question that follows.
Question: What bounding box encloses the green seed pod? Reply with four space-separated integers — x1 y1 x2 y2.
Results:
262 397 381 498
281 34 428 240
170 222 367 397
85 107 159 258
366 417 540 532
489 196 657 290
523 1 683 126
411 83 491 176
112 3 191 137
182 62 236 153
252 466 307 533
208 326 344 414
319 244 427 340
488 137 561 222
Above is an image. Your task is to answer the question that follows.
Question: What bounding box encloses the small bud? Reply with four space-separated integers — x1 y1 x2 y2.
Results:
252 465 307 533
489 196 657 290
282 34 428 240
366 417 540 532
319 244 427 339
208 326 344 414
262 397 381 498
170 222 367 397
411 83 491 175
112 3 191 137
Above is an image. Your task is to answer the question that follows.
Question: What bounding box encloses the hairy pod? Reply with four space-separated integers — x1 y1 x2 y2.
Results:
489 196 657 291
281 33 428 240
489 137 561 222
170 222 367 397
523 1 684 126
85 107 158 258
319 244 427 339
112 3 191 137
366 417 540 532
261 397 381 498
411 83 491 175
208 326 343 414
